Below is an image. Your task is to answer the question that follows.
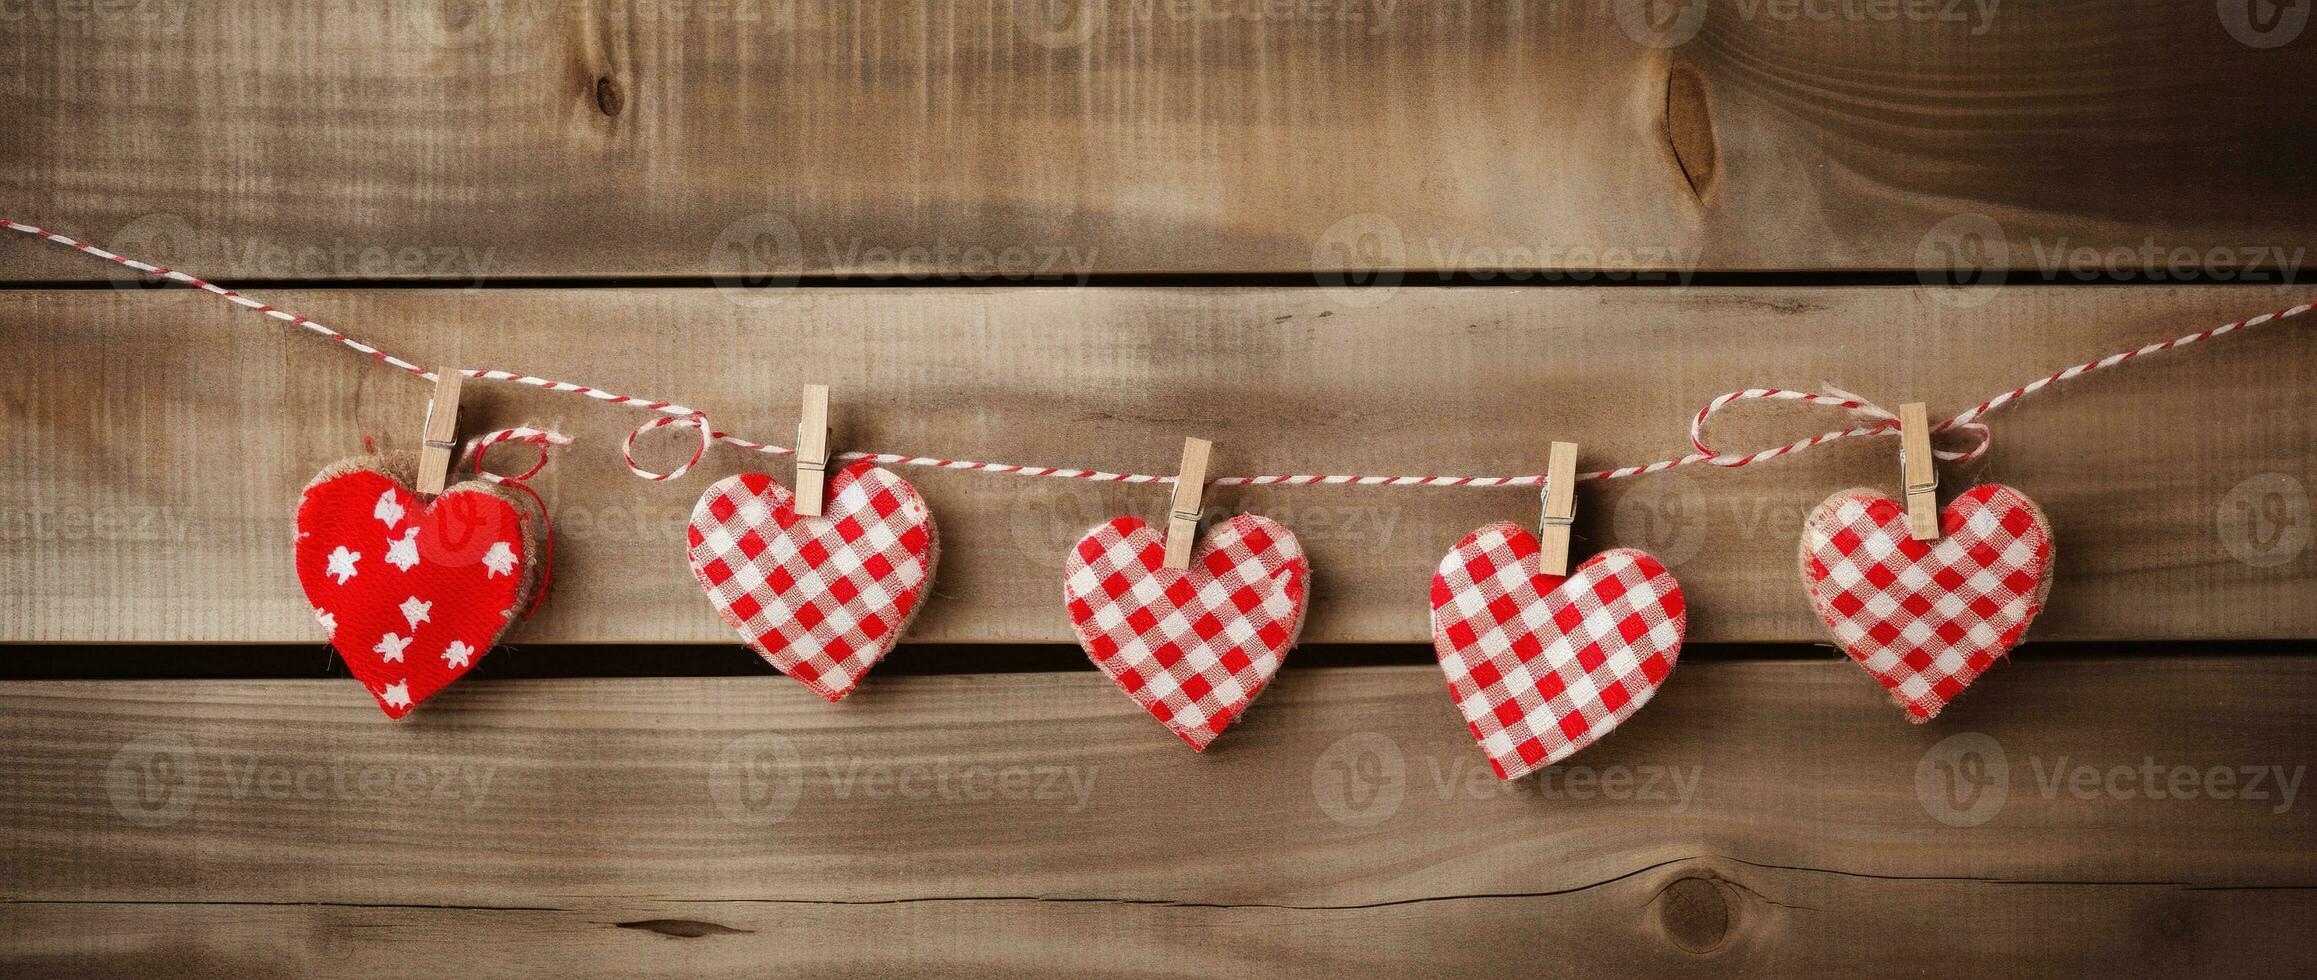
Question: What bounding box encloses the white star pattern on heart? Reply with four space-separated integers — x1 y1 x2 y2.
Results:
314 608 337 639
381 680 412 711
384 526 421 571
442 640 475 669
482 541 518 578
373 632 412 663
325 545 362 584
399 596 432 630
374 489 405 529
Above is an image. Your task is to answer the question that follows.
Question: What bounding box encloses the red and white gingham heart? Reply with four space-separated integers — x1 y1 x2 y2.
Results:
687 461 937 701
1064 515 1310 751
295 455 541 719
1430 524 1687 780
1801 484 2055 722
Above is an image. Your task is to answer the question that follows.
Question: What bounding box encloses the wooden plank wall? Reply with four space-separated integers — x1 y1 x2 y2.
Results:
3 0 2311 280
3 0 2314 976
5 660 2316 976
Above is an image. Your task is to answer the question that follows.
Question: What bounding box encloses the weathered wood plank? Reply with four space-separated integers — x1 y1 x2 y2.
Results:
4 284 2311 643
4 658 2313 910
3 0 2310 279
3 658 2313 975
5 878 2310 978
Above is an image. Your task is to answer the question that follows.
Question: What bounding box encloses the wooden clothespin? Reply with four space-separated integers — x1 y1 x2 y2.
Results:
794 384 832 517
1163 437 1212 570
1538 441 1579 576
415 367 464 499
1898 402 1939 541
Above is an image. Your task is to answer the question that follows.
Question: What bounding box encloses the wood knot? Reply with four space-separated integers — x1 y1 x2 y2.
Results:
595 76 625 117
1655 876 1731 954
1663 59 1716 200
614 919 752 938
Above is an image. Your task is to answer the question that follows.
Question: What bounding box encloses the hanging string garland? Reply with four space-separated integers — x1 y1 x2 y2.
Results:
9 218 2311 773
10 217 2294 486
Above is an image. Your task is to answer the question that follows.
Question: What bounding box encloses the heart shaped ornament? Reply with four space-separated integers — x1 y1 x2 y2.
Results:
1430 524 1688 780
687 461 937 701
295 454 543 718
1064 515 1310 750
1801 484 2056 722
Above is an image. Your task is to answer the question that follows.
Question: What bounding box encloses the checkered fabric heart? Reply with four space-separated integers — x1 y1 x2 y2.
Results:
687 461 937 701
1801 484 2055 722
294 454 542 718
1430 525 1687 780
1064 515 1310 751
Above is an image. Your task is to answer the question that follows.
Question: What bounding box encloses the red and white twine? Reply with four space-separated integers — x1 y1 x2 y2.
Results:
9 217 2309 490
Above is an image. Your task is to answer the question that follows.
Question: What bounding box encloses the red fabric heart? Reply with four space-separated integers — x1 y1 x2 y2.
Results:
1801 484 2056 722
294 456 539 718
1063 515 1310 750
686 461 938 701
1430 525 1687 779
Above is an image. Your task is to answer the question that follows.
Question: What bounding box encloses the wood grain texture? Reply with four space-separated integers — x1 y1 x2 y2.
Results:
3 0 2310 279
3 657 2313 976
7 881 2310 979
5 284 2312 643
